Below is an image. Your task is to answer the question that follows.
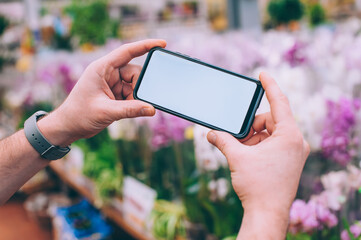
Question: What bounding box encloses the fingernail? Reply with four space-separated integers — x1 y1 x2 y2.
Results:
140 107 153 116
208 131 217 144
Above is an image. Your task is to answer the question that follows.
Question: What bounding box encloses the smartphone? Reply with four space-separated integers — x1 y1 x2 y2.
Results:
134 47 264 139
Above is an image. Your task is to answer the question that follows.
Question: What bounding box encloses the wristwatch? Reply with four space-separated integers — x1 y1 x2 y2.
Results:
24 111 71 160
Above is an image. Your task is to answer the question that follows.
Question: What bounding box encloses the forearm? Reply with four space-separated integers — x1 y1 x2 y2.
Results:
237 208 289 240
0 112 71 205
0 130 49 204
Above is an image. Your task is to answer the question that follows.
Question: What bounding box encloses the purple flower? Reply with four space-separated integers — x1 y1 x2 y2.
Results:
37 62 77 94
289 199 338 234
167 32 264 74
321 97 360 166
38 66 57 85
289 200 318 234
284 41 307 67
148 111 191 150
58 63 76 94
341 222 361 240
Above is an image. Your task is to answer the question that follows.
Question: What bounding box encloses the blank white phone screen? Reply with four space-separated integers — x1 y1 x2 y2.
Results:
137 50 258 134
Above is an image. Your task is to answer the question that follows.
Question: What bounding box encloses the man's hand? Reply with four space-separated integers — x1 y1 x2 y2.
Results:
38 39 166 147
207 72 310 239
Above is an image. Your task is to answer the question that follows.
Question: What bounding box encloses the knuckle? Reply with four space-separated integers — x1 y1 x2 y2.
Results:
86 61 98 72
124 106 138 118
122 43 131 48
291 131 304 146
89 59 109 78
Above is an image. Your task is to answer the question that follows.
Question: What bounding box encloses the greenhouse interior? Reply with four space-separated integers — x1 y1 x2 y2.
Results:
1 0 361 239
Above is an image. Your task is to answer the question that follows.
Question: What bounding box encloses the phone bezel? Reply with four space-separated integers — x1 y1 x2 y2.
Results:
133 47 264 139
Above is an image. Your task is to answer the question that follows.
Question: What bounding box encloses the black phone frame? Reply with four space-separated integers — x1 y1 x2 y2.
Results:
133 47 264 139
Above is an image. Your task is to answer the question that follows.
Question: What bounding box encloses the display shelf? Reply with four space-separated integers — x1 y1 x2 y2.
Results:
49 161 154 240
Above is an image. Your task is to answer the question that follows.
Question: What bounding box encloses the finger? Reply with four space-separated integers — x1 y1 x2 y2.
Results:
106 39 167 68
252 112 275 135
259 72 294 124
106 99 155 120
238 127 255 143
242 131 270 146
107 64 142 90
111 81 123 100
119 64 142 84
110 81 133 100
122 82 133 99
207 130 247 158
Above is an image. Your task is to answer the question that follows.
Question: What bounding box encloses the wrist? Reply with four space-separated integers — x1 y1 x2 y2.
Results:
37 111 74 147
238 206 290 240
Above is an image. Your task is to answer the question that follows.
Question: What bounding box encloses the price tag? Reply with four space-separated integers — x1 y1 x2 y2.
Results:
123 176 157 228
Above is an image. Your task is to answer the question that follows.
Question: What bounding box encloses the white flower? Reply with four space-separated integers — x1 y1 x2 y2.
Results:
216 178 229 199
311 190 345 211
193 125 227 172
65 146 84 176
107 119 138 141
208 178 230 201
321 171 349 193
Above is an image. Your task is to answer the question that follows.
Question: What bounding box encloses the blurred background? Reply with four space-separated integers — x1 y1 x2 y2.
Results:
1 0 361 239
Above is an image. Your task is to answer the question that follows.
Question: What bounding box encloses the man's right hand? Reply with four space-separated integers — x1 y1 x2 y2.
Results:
207 72 310 239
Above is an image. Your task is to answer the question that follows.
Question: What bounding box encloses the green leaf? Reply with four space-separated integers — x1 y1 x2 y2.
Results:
342 218 357 240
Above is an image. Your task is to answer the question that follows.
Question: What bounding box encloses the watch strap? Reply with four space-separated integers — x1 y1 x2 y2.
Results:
24 111 70 160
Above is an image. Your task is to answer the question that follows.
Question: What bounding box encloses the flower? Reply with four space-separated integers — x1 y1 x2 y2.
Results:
289 199 338 234
341 222 361 240
193 125 227 172
146 111 191 150
208 178 229 201
283 41 307 67
347 165 361 191
321 171 349 194
107 119 139 141
289 199 318 234
321 97 361 166
311 190 345 211
312 171 348 211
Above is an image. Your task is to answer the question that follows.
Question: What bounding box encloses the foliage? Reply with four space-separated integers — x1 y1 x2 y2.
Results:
309 4 326 27
184 170 243 238
0 15 9 36
0 56 4 72
17 102 54 130
52 33 73 51
118 128 196 201
78 129 123 202
65 0 116 45
0 15 9 72
222 236 237 240
267 0 305 25
150 200 186 240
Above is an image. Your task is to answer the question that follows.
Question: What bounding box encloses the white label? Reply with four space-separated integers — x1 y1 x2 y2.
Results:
123 176 157 228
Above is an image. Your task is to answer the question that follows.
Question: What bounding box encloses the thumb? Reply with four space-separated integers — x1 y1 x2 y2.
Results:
106 99 155 120
207 130 247 158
